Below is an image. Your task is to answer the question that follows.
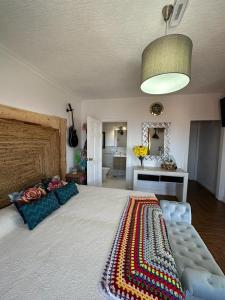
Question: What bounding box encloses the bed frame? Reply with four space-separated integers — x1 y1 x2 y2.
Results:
0 104 67 208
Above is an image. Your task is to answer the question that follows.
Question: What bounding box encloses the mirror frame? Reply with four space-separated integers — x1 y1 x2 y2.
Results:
142 122 171 161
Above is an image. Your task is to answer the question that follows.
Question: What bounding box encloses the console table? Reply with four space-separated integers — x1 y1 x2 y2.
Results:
133 167 188 202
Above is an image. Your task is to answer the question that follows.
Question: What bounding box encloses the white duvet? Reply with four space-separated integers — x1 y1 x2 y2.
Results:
0 185 154 300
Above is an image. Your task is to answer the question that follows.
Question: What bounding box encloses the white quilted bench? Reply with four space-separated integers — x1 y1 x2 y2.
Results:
160 200 225 300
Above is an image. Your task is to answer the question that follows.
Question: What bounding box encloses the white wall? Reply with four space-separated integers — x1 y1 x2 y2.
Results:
81 93 222 188
0 46 81 171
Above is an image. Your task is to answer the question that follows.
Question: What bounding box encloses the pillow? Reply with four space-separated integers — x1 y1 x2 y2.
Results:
9 187 47 223
8 191 26 223
42 176 67 192
54 182 78 205
19 186 47 204
34 182 47 192
14 202 27 224
41 177 52 191
8 191 24 202
8 186 46 205
20 192 60 230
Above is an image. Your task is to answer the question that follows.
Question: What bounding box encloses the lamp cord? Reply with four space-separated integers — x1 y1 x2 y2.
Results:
165 20 168 36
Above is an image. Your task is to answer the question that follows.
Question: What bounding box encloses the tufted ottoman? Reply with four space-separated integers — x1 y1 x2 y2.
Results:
160 200 225 300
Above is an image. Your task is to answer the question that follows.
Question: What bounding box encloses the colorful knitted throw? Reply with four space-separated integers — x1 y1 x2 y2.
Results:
100 196 184 300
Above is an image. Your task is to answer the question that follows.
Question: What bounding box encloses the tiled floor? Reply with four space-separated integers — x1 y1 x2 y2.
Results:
102 176 127 189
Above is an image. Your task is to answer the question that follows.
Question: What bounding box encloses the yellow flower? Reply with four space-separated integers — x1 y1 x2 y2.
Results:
133 146 148 158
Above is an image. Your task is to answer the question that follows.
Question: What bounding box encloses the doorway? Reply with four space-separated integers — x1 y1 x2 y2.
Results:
188 121 221 195
102 122 127 189
86 116 102 186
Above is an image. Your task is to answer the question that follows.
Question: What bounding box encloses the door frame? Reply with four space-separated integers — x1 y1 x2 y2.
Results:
87 116 102 186
188 120 225 201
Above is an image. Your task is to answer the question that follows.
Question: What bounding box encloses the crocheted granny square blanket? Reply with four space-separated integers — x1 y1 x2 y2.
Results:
100 196 184 300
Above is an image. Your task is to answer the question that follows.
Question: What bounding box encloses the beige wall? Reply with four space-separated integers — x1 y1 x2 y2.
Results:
81 93 223 188
0 46 81 171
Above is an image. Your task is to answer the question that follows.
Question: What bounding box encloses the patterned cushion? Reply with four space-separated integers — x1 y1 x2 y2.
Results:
9 186 47 224
19 187 47 204
8 191 27 223
20 192 60 230
42 177 52 190
8 184 46 204
14 202 27 224
8 191 24 202
54 182 78 205
42 176 67 192
34 182 47 192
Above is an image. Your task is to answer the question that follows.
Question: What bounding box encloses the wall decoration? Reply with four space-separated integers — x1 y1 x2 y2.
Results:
161 155 177 170
142 122 171 161
150 102 164 116
67 103 78 147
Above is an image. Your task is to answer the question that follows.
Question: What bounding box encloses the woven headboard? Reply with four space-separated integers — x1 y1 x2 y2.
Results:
0 104 67 208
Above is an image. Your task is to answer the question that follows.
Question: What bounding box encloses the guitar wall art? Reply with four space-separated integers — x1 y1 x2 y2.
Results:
67 103 79 147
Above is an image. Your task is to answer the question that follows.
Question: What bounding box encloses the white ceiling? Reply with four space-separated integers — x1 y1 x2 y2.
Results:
0 0 224 100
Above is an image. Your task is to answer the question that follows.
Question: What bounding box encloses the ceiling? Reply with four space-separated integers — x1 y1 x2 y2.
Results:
0 0 224 100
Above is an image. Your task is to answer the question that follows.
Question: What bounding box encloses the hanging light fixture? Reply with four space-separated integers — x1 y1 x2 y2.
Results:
141 4 193 95
152 128 159 139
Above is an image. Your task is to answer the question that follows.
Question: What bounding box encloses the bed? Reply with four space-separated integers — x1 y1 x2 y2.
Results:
0 185 155 300
0 106 183 300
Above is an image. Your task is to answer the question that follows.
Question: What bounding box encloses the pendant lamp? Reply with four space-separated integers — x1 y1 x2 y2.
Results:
141 5 193 95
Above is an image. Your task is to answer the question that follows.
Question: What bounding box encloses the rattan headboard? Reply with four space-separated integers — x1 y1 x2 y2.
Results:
0 104 67 208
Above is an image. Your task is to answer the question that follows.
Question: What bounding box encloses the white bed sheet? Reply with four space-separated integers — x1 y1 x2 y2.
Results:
0 185 154 300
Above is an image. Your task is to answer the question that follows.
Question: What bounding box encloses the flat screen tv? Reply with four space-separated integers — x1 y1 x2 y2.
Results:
220 98 225 127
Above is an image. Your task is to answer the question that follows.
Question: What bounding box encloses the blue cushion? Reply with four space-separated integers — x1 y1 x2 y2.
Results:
54 182 79 205
20 192 60 230
14 202 27 224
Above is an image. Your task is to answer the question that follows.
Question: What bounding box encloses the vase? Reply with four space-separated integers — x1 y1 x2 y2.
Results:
139 156 144 167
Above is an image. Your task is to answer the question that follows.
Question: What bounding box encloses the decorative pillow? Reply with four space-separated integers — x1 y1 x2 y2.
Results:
42 177 52 190
8 190 27 222
14 202 27 223
9 186 46 204
42 176 67 192
8 191 24 202
19 187 47 204
34 182 47 191
54 182 78 205
8 186 47 223
20 192 60 230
